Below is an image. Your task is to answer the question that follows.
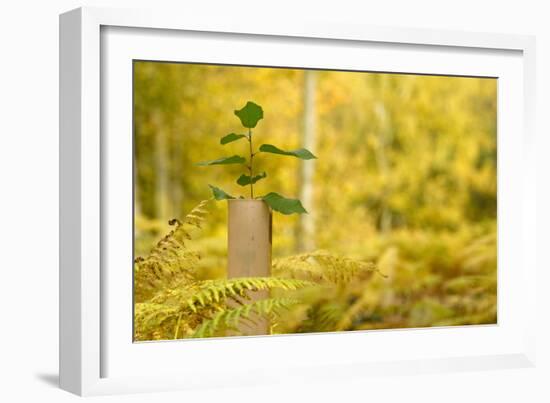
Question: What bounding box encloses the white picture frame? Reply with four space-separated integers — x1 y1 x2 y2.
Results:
59 6 537 396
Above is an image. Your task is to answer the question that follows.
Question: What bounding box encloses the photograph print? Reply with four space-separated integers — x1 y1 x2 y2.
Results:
132 61 497 341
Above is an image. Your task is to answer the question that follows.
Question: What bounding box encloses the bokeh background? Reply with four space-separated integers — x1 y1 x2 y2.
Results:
134 61 497 330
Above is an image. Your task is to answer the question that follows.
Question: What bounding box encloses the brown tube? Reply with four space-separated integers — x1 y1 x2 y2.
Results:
227 199 272 335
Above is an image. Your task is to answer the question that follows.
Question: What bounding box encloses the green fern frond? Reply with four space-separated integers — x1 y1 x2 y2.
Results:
192 298 300 338
134 200 210 302
134 277 314 341
189 277 314 309
272 250 381 284
151 277 315 311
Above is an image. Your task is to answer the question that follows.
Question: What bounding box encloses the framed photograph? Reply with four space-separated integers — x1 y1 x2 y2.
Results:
60 6 537 396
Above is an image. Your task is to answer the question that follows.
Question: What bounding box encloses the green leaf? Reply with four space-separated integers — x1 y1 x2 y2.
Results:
236 172 267 186
261 192 308 215
208 185 235 200
196 155 246 166
220 133 247 145
234 101 263 128
259 144 317 160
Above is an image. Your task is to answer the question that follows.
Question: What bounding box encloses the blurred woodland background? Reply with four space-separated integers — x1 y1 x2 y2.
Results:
133 61 497 339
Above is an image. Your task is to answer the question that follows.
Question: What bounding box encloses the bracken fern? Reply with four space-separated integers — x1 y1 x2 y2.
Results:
134 199 210 303
192 298 300 338
134 201 385 341
272 250 382 285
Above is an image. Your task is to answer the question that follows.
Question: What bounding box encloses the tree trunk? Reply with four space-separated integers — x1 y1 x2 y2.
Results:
374 99 393 233
295 70 317 252
153 111 170 224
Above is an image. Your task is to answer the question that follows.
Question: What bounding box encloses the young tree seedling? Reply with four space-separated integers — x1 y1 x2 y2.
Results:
197 101 317 214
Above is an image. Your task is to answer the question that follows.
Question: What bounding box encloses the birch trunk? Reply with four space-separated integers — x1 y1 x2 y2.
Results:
153 111 170 223
295 70 317 252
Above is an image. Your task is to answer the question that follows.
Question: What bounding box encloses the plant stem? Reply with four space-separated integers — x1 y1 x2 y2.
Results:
248 128 254 199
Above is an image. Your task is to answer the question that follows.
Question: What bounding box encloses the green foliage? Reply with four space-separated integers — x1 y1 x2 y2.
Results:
259 144 317 160
135 275 315 340
196 155 246 166
179 277 314 313
220 133 246 145
234 101 264 128
237 172 267 186
193 298 299 338
261 192 308 215
198 101 316 213
208 184 235 200
136 264 315 340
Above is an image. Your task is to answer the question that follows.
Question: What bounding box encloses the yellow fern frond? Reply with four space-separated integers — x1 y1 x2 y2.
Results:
134 200 210 302
273 250 381 284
